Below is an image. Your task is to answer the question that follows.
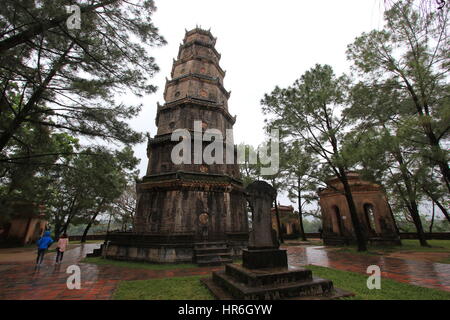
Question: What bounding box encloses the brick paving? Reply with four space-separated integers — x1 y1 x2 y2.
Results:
0 244 222 300
0 244 449 300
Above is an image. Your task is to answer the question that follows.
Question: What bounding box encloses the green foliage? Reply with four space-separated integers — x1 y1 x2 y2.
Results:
346 0 450 193
0 0 166 153
261 64 368 250
261 64 353 177
344 1 450 239
283 141 320 216
237 143 262 187
0 115 80 222
47 145 139 236
0 1 164 231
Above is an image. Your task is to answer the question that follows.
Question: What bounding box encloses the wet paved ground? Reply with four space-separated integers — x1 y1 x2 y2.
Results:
0 244 449 299
288 246 450 292
0 244 221 300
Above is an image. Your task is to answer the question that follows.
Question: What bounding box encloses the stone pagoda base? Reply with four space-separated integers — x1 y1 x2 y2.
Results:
102 232 248 264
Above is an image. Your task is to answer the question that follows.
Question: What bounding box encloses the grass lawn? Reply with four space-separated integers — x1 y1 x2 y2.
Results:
307 265 450 300
335 239 450 260
82 256 197 270
111 265 450 300
439 256 450 264
395 239 450 251
112 275 214 300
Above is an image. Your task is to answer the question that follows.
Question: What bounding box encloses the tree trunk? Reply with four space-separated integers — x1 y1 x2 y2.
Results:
408 201 428 247
420 125 450 194
386 199 401 235
273 198 284 244
106 213 113 233
338 169 367 251
80 213 98 243
435 199 450 223
81 199 105 243
59 196 78 238
429 200 435 233
392 149 429 247
54 217 63 239
423 188 450 223
297 177 307 241
402 80 450 193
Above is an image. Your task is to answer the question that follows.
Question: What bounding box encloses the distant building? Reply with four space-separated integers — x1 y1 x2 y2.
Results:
318 173 400 246
1 201 48 245
271 205 300 238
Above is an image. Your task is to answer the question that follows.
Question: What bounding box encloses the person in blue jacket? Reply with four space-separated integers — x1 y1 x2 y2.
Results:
36 231 54 266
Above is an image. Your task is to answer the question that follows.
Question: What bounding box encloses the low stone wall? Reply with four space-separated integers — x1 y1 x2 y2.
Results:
63 232 450 243
69 234 106 241
399 232 450 240
2 233 107 243
104 243 194 263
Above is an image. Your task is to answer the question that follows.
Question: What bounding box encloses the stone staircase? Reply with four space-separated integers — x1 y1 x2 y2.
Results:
194 242 233 266
86 244 104 257
204 263 352 300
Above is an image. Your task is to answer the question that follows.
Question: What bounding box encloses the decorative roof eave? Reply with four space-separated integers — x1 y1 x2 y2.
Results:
165 73 230 99
171 56 226 78
162 95 222 109
184 27 216 41
177 40 221 60
324 172 362 184
155 97 236 125
317 185 384 197
138 171 244 191
148 130 238 147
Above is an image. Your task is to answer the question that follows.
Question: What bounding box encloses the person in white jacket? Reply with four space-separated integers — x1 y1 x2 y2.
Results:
55 233 69 264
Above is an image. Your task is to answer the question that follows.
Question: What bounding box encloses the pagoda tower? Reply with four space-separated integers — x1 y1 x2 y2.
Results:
106 28 249 264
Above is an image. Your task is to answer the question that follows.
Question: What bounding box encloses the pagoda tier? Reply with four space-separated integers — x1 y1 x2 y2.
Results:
145 28 239 179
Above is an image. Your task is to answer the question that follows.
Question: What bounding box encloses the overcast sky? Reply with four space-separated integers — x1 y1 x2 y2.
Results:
123 0 389 213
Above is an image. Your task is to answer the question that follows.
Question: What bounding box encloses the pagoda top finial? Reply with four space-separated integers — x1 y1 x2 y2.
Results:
185 26 215 40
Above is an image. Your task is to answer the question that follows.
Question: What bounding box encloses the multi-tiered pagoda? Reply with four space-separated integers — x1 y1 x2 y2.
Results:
105 28 249 265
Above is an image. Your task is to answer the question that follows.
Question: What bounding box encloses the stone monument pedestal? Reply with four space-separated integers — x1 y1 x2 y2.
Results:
242 248 287 269
201 181 353 300
203 263 342 300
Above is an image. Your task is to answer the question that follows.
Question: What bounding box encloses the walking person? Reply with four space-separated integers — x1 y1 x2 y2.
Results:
55 233 69 264
36 231 54 266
